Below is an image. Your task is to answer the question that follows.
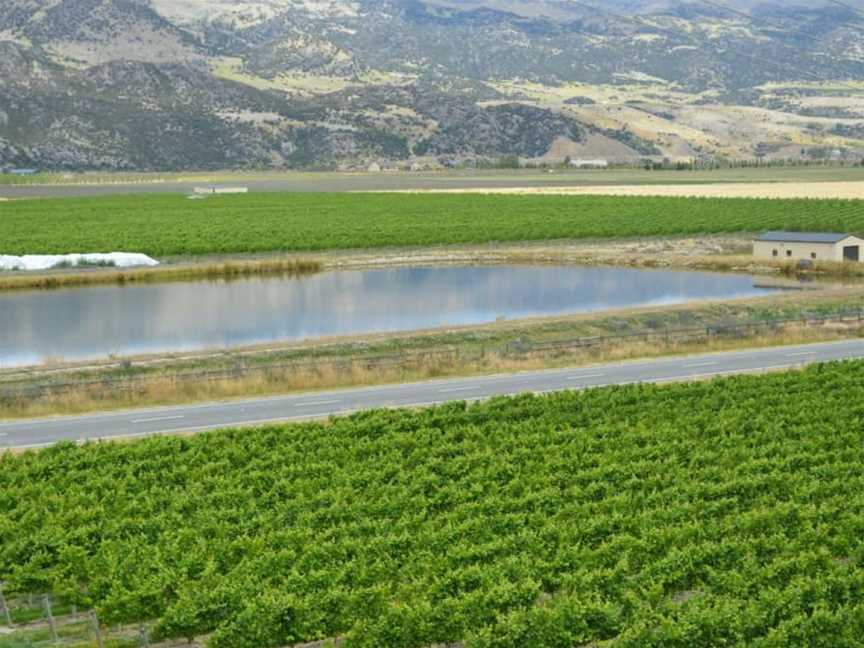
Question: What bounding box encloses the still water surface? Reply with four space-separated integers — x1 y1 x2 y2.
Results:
0 265 785 367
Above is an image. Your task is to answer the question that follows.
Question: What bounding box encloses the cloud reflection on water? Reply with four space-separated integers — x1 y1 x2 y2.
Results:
0 265 778 366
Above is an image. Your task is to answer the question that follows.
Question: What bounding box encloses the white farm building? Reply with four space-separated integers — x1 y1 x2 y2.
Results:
754 232 864 263
568 159 609 169
192 186 249 195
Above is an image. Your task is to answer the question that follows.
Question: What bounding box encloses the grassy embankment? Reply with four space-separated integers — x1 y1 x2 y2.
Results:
2 192 864 289
0 258 322 291
3 362 864 646
3 287 863 418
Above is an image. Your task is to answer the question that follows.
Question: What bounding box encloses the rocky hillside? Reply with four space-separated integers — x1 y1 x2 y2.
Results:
2 0 864 170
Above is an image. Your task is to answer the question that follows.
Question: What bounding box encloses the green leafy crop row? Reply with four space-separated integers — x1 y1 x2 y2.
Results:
2 362 864 646
2 193 864 256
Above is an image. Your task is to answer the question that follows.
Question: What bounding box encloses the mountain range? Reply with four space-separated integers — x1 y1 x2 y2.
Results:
2 0 864 170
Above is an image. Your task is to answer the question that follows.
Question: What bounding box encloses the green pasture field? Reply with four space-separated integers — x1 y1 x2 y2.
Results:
2 192 864 257
3 362 864 647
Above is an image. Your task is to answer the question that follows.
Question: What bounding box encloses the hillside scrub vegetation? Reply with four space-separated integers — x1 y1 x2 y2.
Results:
3 362 864 646
2 193 864 257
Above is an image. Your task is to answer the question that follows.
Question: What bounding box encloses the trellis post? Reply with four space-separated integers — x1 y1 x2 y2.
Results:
138 622 150 647
89 610 105 648
42 595 58 644
0 581 12 627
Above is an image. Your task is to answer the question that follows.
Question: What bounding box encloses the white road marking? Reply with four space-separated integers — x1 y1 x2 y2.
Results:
107 409 372 439
4 441 56 450
788 351 817 357
652 365 800 384
654 370 743 382
293 399 341 408
566 373 607 380
438 386 481 393
131 415 185 424
685 362 718 368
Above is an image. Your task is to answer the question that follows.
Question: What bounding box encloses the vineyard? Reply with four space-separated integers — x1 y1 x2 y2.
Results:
3 363 864 646
2 193 864 256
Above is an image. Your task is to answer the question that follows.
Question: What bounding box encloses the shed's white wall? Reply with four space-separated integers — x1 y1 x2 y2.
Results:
753 236 864 262
755 240 839 261
213 187 248 194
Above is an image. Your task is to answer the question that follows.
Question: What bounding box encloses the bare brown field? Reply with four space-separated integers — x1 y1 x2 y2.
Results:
393 182 864 200
398 180 864 199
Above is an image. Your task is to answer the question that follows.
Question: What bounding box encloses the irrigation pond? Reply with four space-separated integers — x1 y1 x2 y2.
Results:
1 264 797 367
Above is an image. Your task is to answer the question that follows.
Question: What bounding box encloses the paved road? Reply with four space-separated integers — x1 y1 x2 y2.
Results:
2 339 863 450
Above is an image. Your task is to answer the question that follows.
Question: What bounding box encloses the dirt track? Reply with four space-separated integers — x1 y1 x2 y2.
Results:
4 168 864 199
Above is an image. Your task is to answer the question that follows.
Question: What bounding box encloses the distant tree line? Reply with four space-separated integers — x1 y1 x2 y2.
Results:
472 156 864 172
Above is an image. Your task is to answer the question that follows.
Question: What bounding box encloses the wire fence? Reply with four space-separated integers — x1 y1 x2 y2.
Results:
0 583 140 648
3 310 864 403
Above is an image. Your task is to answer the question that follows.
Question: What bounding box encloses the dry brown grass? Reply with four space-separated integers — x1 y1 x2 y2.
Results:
473 248 864 280
810 259 864 278
4 320 861 419
0 257 323 291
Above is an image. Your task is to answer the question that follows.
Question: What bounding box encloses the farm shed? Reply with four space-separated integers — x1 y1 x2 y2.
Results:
754 232 864 263
569 159 609 169
192 186 248 195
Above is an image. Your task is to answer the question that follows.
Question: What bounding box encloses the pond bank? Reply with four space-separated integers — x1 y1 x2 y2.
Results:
0 257 322 291
2 235 859 291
